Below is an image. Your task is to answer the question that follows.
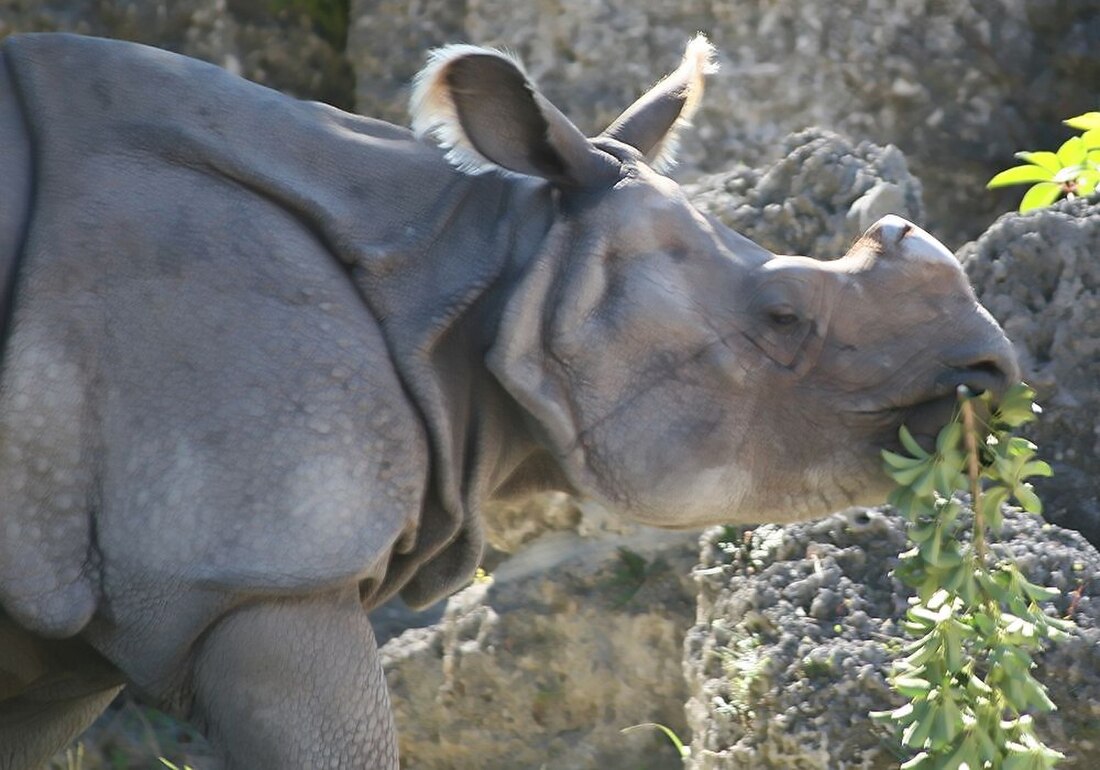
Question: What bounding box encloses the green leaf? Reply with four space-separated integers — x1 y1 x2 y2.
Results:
987 164 1055 188
896 675 935 699
935 422 963 455
1057 135 1087 167
1078 169 1099 196
1065 111 1100 131
1014 150 1061 173
900 751 933 770
1054 164 1087 184
883 449 928 470
1015 483 1043 514
887 460 934 487
908 520 937 543
978 485 1010 533
903 705 936 748
1019 182 1063 213
1020 460 1054 479
890 486 937 520
899 425 931 458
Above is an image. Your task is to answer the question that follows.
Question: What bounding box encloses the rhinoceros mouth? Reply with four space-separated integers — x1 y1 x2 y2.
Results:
897 393 961 450
878 364 1008 451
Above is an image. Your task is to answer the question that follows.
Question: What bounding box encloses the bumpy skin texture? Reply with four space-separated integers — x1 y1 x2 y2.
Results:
0 34 1017 769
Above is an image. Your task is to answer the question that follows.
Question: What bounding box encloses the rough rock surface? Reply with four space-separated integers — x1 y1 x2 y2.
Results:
347 0 1099 246
962 197 1100 546
684 128 923 259
381 530 699 770
0 0 353 108
684 508 1100 769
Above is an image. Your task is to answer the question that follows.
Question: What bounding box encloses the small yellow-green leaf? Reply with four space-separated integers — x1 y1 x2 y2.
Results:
1082 128 1100 151
1057 135 1087 167
1065 111 1100 131
987 164 1055 188
1054 164 1087 184
1079 170 1099 196
1019 182 1063 213
1015 150 1061 173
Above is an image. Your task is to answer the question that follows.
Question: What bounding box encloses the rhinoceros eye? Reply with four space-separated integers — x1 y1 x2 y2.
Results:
766 307 800 327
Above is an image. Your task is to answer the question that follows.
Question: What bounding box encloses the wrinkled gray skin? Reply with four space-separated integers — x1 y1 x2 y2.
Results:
0 34 1017 770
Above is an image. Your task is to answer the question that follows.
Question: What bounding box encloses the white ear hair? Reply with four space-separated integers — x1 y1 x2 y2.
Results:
649 34 718 172
410 44 530 175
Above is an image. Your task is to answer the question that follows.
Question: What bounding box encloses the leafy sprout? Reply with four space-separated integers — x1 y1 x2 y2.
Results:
987 112 1100 212
872 384 1074 770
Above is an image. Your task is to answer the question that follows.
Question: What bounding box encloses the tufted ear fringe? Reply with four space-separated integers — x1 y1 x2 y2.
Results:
409 44 530 176
646 34 719 172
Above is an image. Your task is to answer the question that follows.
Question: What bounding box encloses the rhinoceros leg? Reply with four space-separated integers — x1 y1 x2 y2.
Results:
0 686 122 770
0 616 124 770
190 588 398 770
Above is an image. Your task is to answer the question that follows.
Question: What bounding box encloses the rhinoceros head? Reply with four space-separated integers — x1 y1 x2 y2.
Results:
413 37 1019 528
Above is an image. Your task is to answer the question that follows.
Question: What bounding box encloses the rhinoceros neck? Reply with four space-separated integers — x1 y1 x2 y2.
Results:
349 165 559 477
338 167 563 606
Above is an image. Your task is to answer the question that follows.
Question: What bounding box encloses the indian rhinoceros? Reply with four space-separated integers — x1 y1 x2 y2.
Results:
0 32 1017 769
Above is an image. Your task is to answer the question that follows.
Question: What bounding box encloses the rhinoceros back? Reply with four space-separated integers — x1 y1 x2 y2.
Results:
0 33 475 646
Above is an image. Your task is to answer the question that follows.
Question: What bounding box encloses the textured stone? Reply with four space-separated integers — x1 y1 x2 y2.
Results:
381 530 699 770
481 492 582 554
961 197 1100 546
0 0 353 107
684 509 1100 769
347 0 1099 246
684 128 923 259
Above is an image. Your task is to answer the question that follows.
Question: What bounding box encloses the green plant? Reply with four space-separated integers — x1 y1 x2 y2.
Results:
987 112 1100 212
605 547 668 607
158 760 195 770
621 722 691 762
872 383 1075 769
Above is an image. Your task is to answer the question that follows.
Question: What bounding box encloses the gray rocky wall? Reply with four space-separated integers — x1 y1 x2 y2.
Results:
3 1 1096 245
3 3 1099 769
685 509 1100 769
0 0 353 108
963 199 1100 543
347 0 1099 247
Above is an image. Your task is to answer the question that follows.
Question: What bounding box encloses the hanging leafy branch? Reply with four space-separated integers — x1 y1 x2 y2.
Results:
872 384 1075 770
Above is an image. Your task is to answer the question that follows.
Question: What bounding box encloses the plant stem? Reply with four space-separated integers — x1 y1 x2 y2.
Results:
960 390 985 562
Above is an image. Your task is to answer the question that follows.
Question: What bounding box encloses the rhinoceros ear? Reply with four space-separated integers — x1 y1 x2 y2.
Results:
410 45 618 187
600 34 717 172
